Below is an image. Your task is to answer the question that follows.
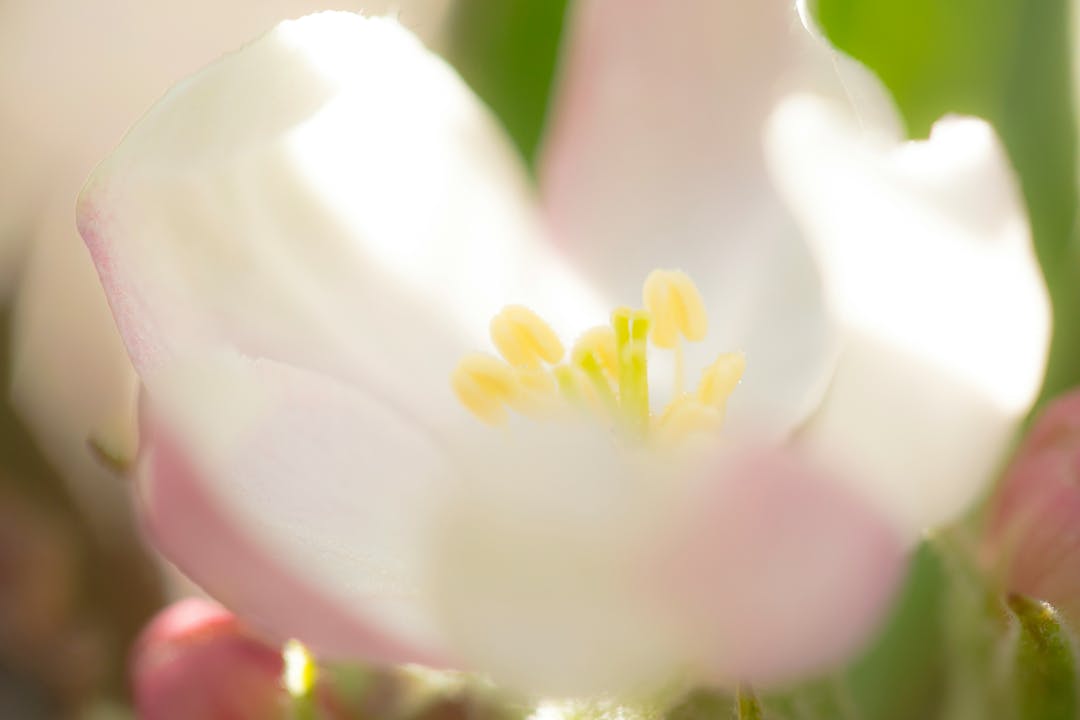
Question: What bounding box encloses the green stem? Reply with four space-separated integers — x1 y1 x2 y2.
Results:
736 687 763 720
291 694 317 720
931 528 1016 720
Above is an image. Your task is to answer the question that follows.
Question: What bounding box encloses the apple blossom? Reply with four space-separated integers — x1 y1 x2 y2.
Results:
0 0 448 536
77 1 1047 697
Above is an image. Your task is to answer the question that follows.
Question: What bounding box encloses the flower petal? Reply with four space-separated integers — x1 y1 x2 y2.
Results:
77 10 610 680
139 353 452 666
985 389 1080 621
0 0 447 281
655 448 904 685
539 0 835 433
78 12 604 430
425 433 904 694
766 96 1050 537
422 421 687 696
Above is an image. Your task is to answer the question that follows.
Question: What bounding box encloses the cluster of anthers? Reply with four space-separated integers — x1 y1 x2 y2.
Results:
451 270 746 447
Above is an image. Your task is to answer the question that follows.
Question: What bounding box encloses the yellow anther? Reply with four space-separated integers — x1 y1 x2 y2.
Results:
451 353 520 425
697 352 746 407
642 270 708 349
454 271 742 445
554 364 606 416
490 305 565 368
614 307 651 435
516 367 556 396
655 394 724 446
512 367 559 414
571 326 619 380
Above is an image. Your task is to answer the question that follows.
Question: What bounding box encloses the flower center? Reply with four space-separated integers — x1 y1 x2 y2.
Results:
451 270 745 447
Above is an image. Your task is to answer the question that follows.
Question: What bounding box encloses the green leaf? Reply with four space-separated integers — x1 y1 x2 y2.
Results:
845 544 946 720
445 0 571 169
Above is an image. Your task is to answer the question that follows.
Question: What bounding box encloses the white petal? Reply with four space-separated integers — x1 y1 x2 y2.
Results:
0 0 449 168
539 0 835 433
424 431 905 694
792 0 904 140
766 96 1050 537
0 0 448 280
423 421 686 696
78 12 604 431
141 352 452 664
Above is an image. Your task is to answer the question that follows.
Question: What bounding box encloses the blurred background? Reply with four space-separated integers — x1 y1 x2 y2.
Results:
0 0 1076 717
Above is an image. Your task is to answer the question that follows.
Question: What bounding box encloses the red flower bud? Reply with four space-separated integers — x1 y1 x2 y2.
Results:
132 599 286 720
986 389 1080 618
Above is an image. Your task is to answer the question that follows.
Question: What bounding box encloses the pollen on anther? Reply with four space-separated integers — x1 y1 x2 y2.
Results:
698 352 746 407
452 271 744 446
451 353 519 425
490 305 565 368
571 326 618 380
643 269 708 348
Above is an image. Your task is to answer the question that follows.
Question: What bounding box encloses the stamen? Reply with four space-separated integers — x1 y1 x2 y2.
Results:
554 365 585 403
490 305 565 368
452 271 742 447
571 327 618 380
451 353 520 425
516 367 556 396
642 270 707 349
554 364 607 417
698 352 746 407
614 307 651 436
514 367 559 414
578 352 620 417
655 395 724 446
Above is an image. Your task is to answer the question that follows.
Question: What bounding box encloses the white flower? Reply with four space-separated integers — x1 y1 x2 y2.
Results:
76 3 1047 696
0 0 446 532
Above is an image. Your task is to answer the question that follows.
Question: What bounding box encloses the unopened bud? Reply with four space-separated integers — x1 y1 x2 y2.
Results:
985 389 1080 619
132 599 285 720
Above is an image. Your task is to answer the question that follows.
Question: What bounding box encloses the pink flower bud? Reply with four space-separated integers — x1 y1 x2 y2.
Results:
132 598 286 720
985 389 1080 618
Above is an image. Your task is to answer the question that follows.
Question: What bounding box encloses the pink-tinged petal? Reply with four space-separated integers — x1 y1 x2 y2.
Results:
425 428 904 695
77 12 604 431
132 599 286 720
767 99 1050 538
4 2 450 515
137 354 452 667
985 389 1080 620
540 0 834 434
655 448 904 685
